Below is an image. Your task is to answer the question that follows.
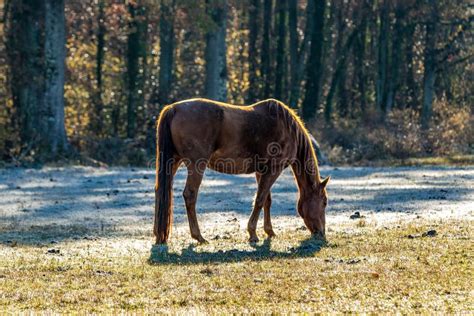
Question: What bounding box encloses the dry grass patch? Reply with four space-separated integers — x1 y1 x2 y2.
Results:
0 219 472 313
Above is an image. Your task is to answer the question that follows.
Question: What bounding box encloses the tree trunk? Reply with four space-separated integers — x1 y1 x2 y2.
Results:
422 4 438 129
246 0 260 104
334 3 348 118
302 0 326 121
386 6 404 112
404 23 416 108
376 1 389 114
43 0 68 155
354 2 368 115
7 0 68 161
126 1 148 138
7 0 44 153
157 0 175 107
325 27 359 122
337 73 349 117
92 0 105 136
261 0 272 99
205 0 228 102
112 104 120 137
288 0 298 106
274 0 287 100
289 0 314 109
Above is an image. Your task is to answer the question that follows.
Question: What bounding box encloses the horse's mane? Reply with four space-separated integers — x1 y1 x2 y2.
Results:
261 99 321 183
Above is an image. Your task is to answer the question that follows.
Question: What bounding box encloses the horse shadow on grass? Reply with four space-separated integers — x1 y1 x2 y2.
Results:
148 237 327 265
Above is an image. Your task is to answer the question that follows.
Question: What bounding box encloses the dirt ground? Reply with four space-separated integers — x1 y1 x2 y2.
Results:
0 165 472 241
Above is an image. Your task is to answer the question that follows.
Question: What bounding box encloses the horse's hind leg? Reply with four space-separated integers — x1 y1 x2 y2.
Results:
248 172 281 242
183 162 207 244
256 173 276 238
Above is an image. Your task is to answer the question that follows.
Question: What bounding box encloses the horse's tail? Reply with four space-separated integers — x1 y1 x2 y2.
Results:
154 105 176 244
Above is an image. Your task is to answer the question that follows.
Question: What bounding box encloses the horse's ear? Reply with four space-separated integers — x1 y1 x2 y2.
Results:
320 176 330 188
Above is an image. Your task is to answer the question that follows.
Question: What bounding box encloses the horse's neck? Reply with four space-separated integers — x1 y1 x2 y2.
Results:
280 109 320 194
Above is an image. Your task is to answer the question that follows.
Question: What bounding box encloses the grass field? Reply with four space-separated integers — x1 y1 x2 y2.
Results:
1 218 472 313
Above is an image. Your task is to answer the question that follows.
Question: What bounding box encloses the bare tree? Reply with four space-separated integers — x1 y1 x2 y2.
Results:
274 0 287 101
126 0 148 138
6 0 69 161
246 0 260 104
260 0 272 99
289 0 315 109
302 0 326 120
205 0 228 102
91 0 106 136
157 0 175 107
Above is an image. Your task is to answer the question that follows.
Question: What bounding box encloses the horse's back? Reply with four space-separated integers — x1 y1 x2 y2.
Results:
168 98 292 172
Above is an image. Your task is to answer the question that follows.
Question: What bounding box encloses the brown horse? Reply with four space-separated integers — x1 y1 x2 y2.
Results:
154 98 330 244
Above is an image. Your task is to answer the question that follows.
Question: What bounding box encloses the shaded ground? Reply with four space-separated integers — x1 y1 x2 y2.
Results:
0 166 472 242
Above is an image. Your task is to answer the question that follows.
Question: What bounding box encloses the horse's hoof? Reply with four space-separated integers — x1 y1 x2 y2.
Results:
197 237 208 244
248 236 259 243
265 231 276 238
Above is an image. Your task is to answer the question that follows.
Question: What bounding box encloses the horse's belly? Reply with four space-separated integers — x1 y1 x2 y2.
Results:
207 156 257 174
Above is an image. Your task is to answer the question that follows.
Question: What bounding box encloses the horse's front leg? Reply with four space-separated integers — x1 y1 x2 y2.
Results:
256 173 276 238
248 171 281 242
183 162 207 244
263 193 275 237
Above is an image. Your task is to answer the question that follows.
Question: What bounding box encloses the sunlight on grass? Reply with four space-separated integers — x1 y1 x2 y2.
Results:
0 219 472 313
371 154 474 167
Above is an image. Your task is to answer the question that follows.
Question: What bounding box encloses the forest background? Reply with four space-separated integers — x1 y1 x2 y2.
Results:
0 0 472 166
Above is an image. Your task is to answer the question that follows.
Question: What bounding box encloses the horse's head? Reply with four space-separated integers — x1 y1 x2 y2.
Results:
298 176 330 239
